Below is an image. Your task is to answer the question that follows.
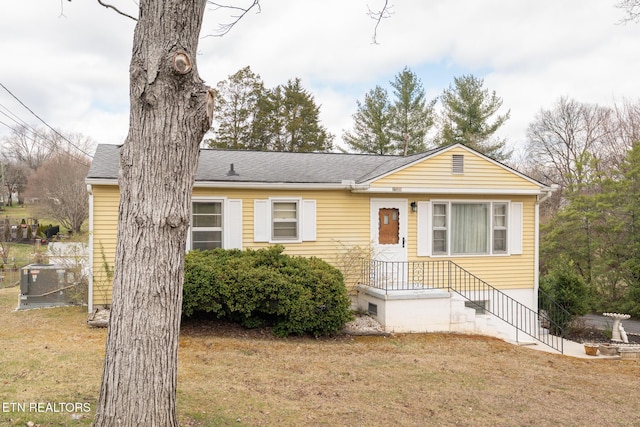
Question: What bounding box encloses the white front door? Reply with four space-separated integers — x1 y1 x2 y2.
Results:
370 199 408 262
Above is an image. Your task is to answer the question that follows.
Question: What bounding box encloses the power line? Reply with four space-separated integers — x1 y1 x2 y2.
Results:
0 82 93 158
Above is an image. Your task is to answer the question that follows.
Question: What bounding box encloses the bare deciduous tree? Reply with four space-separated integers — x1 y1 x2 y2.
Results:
525 97 614 192
1 125 58 171
616 0 640 23
2 160 29 206
25 152 90 233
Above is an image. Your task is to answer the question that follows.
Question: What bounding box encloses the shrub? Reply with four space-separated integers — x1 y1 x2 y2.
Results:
182 245 353 337
539 259 589 335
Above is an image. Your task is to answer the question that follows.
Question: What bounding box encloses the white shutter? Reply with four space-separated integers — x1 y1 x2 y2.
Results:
254 200 269 242
226 199 243 249
301 199 316 241
416 201 431 256
510 202 523 255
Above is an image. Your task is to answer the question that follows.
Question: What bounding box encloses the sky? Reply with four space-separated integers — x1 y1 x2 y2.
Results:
1 1 640 159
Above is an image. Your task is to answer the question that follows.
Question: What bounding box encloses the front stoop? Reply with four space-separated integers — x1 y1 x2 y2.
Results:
355 285 526 342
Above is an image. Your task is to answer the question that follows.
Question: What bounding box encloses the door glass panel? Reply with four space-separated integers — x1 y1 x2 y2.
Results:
378 208 399 245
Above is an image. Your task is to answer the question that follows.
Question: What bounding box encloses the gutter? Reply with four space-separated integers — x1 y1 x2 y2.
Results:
537 184 559 204
86 178 367 191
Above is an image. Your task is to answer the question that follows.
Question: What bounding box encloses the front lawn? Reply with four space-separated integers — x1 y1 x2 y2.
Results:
0 286 638 426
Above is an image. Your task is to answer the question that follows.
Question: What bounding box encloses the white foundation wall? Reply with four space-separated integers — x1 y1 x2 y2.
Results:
356 285 538 343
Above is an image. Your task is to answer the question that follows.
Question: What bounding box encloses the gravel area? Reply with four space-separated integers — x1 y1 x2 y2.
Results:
342 314 390 336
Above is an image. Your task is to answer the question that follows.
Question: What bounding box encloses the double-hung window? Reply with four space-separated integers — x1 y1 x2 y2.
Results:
272 200 299 240
431 201 509 255
253 198 316 243
191 201 223 250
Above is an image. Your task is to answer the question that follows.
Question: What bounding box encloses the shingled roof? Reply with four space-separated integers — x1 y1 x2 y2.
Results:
87 144 445 185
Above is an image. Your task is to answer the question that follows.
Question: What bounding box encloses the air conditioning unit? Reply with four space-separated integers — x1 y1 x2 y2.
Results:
19 264 80 310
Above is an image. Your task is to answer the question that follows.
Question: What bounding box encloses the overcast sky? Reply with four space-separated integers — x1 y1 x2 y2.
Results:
1 1 640 158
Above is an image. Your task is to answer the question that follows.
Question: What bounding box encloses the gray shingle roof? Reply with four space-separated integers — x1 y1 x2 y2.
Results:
87 144 444 184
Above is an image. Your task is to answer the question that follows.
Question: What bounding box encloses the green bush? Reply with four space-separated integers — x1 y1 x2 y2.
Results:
182 245 353 337
539 259 590 334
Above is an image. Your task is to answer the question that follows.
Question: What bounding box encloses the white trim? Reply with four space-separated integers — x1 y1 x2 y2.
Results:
360 143 554 190
509 202 523 255
85 178 359 191
301 199 317 241
269 197 303 244
534 202 540 310
370 198 408 262
226 199 243 249
84 178 118 186
87 184 94 313
253 200 270 242
427 199 519 257
189 197 225 250
416 201 430 257
196 182 355 190
352 187 550 195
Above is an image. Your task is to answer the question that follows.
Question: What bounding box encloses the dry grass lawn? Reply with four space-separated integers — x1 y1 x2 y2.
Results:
0 285 639 426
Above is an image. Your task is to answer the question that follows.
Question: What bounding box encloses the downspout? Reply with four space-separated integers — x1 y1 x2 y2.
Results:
537 184 558 204
86 184 94 313
533 184 558 310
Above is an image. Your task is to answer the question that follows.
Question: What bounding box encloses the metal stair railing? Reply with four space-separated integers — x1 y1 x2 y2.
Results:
364 259 568 354
446 261 566 354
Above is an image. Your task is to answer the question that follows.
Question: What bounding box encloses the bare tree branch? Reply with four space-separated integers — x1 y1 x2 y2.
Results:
59 0 68 18
205 1 261 37
368 0 393 44
96 0 138 21
616 0 640 23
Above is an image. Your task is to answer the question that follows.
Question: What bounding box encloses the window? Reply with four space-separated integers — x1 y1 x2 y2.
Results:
191 201 223 250
432 203 447 253
272 200 299 240
432 201 508 255
492 203 508 253
254 198 316 243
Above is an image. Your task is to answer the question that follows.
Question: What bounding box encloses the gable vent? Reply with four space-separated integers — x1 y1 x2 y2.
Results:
452 154 464 174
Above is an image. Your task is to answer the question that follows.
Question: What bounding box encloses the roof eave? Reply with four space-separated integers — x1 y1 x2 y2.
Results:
350 187 552 196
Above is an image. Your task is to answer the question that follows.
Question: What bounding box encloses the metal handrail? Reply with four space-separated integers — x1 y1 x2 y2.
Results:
364 259 566 354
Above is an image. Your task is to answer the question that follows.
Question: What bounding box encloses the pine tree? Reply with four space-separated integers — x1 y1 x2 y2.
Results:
438 74 511 160
342 86 393 154
389 67 436 155
277 78 334 152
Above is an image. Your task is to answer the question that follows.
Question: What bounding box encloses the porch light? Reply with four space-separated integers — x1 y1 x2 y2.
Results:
410 201 417 212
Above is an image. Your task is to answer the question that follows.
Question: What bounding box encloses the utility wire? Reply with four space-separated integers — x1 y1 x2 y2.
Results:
0 82 93 158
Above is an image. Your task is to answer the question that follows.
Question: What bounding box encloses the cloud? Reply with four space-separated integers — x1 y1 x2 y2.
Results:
1 0 639 154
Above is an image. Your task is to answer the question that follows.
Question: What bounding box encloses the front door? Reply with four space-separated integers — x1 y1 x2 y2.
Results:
371 199 408 263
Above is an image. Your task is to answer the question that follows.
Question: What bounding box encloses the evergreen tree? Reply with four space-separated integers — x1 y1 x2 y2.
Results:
252 78 334 152
438 74 511 160
208 71 332 152
389 66 436 155
600 144 640 314
208 66 265 149
342 86 393 154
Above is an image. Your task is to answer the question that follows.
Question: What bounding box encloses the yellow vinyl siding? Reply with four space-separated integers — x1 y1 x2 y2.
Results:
192 187 373 262
91 183 539 305
406 194 537 290
372 146 541 191
91 184 119 306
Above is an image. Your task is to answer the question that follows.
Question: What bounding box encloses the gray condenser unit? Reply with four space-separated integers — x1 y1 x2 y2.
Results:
19 264 79 310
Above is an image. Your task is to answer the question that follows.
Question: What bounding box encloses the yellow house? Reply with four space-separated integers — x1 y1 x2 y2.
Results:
87 143 558 347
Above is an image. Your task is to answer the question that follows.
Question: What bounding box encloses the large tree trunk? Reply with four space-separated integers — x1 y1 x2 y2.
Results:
94 1 212 425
